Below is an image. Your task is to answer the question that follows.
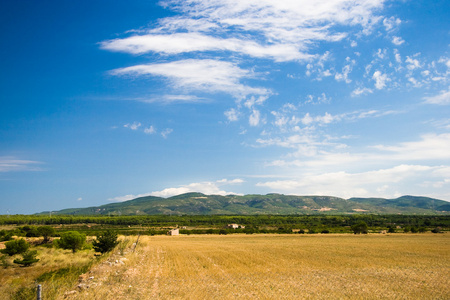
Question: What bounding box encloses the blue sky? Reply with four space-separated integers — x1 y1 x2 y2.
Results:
1 0 449 214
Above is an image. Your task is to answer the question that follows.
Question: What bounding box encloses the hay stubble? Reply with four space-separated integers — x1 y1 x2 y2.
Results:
62 234 449 299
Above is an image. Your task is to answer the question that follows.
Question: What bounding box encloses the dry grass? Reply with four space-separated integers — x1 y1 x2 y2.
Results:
0 241 97 300
59 233 449 300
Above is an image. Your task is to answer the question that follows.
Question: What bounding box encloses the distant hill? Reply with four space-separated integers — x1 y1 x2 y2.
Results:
39 193 450 216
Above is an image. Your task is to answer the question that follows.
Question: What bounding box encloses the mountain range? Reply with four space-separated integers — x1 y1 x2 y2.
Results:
40 193 450 215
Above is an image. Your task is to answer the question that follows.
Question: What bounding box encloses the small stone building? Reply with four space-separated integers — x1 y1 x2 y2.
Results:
227 224 245 229
168 228 179 236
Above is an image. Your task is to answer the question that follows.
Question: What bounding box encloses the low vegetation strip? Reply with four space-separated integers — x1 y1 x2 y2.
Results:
61 234 449 299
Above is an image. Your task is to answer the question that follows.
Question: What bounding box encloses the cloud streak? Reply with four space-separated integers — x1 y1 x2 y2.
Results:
0 157 42 173
111 59 270 99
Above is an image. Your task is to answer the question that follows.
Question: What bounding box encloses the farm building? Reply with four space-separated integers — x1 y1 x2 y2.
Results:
227 224 245 229
168 228 179 236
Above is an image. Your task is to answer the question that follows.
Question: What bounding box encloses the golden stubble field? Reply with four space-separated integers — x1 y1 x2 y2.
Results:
60 234 449 300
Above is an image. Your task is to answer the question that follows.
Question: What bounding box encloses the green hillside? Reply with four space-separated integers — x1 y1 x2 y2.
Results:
40 193 450 216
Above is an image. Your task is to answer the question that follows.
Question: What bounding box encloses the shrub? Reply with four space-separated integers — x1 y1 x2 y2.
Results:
1 238 30 256
93 230 119 254
37 226 56 243
351 221 368 234
13 250 39 267
58 231 86 253
431 227 442 234
0 230 13 242
321 229 330 234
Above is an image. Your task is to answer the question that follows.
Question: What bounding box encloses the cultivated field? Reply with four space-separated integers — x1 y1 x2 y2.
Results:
60 234 449 300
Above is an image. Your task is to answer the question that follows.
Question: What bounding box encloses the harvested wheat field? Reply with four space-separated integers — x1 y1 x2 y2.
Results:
60 234 449 300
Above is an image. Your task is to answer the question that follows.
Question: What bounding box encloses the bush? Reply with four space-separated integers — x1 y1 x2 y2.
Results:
1 238 30 256
351 221 368 234
321 229 330 234
58 231 86 253
0 230 13 242
93 230 119 254
13 250 39 267
37 226 56 243
431 227 442 234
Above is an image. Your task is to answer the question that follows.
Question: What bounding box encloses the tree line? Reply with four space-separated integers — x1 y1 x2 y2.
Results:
1 214 448 237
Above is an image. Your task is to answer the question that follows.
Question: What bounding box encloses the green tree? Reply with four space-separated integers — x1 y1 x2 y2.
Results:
93 230 119 254
351 221 368 234
1 238 30 256
37 226 56 243
58 231 86 253
13 250 39 267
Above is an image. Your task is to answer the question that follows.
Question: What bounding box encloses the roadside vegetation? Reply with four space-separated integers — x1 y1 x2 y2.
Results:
0 229 120 299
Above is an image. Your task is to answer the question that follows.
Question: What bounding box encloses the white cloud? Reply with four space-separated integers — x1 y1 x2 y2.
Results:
392 36 404 45
249 109 261 126
351 87 373 97
103 0 386 63
406 56 421 70
101 33 311 62
383 17 401 31
256 164 447 199
423 89 450 105
109 178 244 201
144 126 156 134
124 122 141 130
372 70 389 89
224 108 239 122
77 197 83 201
264 132 450 171
372 133 450 160
161 128 173 139
143 94 207 104
0 157 42 172
150 179 243 197
111 59 270 99
108 192 154 202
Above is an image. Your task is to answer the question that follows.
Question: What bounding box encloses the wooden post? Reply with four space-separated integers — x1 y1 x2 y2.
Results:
133 234 140 253
37 284 42 300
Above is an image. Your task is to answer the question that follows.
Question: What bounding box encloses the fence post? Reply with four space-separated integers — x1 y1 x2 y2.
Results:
37 284 42 300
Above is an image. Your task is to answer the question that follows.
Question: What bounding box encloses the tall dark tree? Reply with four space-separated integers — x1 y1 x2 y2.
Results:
351 221 368 234
93 230 119 254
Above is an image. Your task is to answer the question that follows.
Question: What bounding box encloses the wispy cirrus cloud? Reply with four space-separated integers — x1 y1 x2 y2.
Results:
102 0 386 62
101 33 312 62
423 88 450 105
0 157 42 173
111 59 270 99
